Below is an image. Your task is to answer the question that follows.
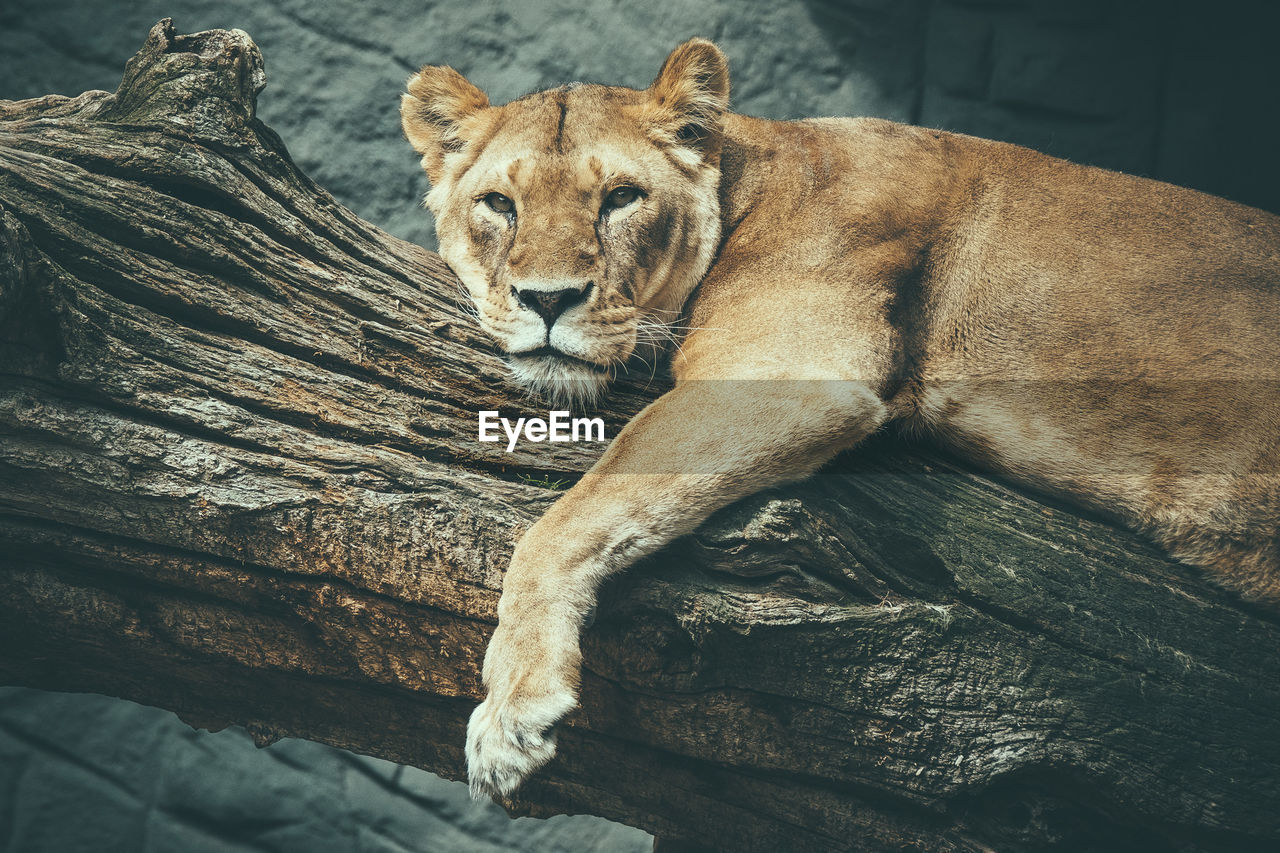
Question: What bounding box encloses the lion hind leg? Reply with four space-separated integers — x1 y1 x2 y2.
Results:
1149 486 1280 606
1177 536 1280 605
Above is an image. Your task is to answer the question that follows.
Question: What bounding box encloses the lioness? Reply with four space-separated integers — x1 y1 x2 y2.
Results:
401 39 1280 799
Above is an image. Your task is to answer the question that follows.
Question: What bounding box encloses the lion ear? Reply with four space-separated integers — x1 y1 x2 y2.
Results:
401 65 490 184
645 38 730 164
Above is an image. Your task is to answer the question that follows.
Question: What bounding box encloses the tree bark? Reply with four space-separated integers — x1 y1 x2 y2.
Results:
1 20 1277 852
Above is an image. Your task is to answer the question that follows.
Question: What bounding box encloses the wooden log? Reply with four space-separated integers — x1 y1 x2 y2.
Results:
1 19 1276 852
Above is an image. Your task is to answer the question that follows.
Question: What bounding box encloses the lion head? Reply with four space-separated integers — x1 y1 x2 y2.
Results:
400 39 728 406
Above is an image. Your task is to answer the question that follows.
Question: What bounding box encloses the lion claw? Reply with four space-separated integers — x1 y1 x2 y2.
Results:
465 689 576 800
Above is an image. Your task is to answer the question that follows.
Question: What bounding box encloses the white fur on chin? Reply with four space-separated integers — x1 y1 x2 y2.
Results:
507 355 611 409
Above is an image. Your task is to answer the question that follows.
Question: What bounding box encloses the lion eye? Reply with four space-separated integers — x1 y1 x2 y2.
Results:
484 193 515 215
602 186 641 212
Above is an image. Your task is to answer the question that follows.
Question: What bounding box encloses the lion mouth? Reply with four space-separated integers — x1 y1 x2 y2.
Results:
508 346 610 374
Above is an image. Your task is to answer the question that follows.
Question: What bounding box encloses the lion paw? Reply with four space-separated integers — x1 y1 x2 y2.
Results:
465 688 576 800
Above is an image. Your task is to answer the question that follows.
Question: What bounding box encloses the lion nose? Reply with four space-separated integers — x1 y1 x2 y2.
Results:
514 283 591 325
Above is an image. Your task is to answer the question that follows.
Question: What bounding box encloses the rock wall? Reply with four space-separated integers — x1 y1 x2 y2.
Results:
4 0 1276 252
2 0 1276 850
0 689 648 852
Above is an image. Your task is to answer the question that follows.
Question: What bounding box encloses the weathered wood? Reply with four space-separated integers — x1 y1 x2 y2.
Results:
1 20 1277 852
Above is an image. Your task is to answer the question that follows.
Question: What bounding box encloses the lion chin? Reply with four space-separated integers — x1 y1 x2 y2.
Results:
506 351 612 409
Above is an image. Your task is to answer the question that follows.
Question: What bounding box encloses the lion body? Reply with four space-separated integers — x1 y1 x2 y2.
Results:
706 112 1280 596
402 39 1280 798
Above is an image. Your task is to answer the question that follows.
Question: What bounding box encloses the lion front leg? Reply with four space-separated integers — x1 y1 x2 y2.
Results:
465 376 889 798
466 460 698 800
465 571 582 799
465 511 599 799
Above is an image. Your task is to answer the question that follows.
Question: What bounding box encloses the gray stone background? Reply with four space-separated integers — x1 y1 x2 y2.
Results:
2 0 1277 850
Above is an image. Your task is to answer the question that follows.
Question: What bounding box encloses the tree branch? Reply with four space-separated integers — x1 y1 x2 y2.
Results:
1 20 1276 852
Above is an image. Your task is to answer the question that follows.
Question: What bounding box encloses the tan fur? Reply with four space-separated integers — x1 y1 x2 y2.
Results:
401 40 1280 798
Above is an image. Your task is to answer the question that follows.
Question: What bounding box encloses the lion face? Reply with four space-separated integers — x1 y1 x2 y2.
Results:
401 40 729 406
